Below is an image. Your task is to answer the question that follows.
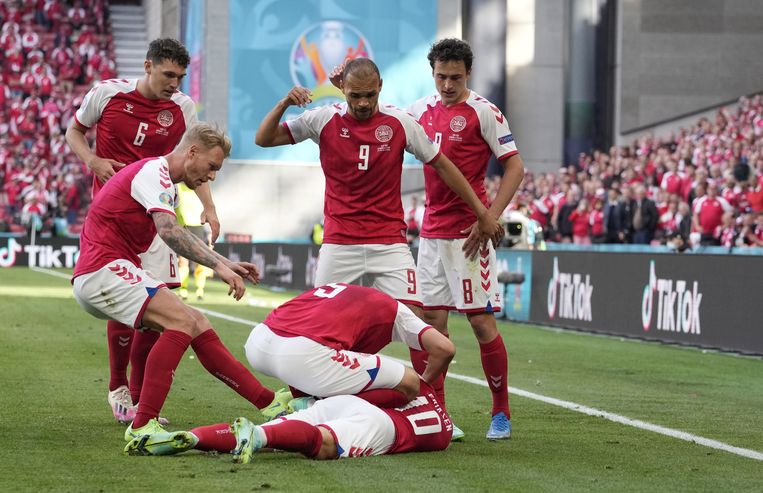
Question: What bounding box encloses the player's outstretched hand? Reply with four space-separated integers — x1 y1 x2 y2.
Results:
217 267 246 300
328 63 345 88
285 86 313 108
89 157 125 183
200 208 221 243
231 262 260 285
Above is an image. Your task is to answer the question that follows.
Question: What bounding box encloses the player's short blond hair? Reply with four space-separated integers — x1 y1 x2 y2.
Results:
179 122 232 158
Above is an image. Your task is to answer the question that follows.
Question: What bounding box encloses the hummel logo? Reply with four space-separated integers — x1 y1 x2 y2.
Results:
490 375 502 388
118 336 130 347
340 127 350 138
124 103 133 113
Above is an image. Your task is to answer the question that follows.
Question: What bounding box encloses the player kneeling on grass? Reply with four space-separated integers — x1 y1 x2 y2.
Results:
125 379 452 461
71 123 291 446
243 283 456 409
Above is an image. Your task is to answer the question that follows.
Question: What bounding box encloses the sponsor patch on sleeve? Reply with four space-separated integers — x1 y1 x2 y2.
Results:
498 134 514 145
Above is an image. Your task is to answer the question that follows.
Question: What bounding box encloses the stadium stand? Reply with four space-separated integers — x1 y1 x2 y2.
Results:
491 94 763 249
0 0 114 236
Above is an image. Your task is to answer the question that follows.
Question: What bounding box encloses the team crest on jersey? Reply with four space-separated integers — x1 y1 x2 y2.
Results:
450 115 467 132
375 125 393 142
158 191 175 207
157 110 174 128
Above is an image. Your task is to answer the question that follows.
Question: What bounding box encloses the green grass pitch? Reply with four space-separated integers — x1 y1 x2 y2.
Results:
0 267 761 492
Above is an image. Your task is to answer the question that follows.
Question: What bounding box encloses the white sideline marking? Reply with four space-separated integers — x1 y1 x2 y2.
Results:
29 267 763 462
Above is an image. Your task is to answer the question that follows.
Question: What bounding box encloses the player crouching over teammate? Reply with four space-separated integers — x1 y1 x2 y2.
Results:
71 123 291 445
125 379 452 461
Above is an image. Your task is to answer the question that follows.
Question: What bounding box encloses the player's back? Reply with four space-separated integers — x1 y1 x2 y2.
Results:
263 283 399 353
384 380 453 453
75 78 196 196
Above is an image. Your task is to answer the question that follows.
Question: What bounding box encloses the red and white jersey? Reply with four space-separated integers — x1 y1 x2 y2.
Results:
263 283 432 355
75 78 196 197
692 195 732 234
284 103 440 244
73 157 177 279
408 91 519 238
660 171 684 195
385 380 453 453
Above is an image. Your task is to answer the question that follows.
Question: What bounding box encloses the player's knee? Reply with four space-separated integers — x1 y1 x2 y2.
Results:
468 314 498 343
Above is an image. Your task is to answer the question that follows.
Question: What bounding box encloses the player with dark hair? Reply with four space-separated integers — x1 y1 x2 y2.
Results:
72 123 290 445
125 379 452 462
66 38 222 424
409 38 524 440
255 57 502 324
329 39 524 440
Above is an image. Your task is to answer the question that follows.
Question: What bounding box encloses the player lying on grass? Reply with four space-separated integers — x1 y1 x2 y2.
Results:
71 123 291 446
125 379 452 461
242 283 455 408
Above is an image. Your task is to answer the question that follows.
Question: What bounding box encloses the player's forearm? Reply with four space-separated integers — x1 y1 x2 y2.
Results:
154 214 220 269
65 125 97 167
488 154 525 220
420 330 456 384
255 99 290 147
432 156 488 218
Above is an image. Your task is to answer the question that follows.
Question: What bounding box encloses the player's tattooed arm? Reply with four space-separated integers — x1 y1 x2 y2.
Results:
153 212 219 269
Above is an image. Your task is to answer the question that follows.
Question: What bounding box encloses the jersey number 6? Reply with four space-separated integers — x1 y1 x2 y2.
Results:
133 122 149 146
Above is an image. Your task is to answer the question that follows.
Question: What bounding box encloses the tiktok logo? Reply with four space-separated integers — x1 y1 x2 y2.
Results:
641 261 702 334
547 257 593 321
0 238 23 267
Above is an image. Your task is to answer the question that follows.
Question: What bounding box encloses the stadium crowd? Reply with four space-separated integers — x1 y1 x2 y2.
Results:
0 0 113 235
480 94 763 249
1 0 761 251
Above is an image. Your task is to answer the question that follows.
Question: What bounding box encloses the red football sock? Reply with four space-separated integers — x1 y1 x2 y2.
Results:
190 423 236 452
134 329 191 428
129 329 160 404
106 320 133 391
409 348 428 375
263 420 323 458
191 330 274 409
355 389 410 408
479 334 510 417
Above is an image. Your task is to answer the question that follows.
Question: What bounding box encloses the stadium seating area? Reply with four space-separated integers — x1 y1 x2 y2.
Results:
0 0 114 235
488 94 763 249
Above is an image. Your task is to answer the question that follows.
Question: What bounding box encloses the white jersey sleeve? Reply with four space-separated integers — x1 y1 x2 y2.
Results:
381 104 439 165
284 104 341 144
470 93 519 160
130 158 177 216
406 95 437 120
171 91 198 128
74 79 137 129
391 302 432 350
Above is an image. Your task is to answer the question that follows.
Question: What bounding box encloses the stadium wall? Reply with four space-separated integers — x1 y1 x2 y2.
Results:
3 236 761 354
615 0 763 137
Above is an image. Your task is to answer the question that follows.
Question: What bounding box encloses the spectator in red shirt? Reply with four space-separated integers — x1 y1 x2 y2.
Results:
568 198 591 245
590 197 605 243
692 182 732 245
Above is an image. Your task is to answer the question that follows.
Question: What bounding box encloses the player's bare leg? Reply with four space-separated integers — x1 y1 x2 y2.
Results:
467 312 511 440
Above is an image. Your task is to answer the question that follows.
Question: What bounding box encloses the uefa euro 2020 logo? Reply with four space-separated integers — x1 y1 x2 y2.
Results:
289 21 373 106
